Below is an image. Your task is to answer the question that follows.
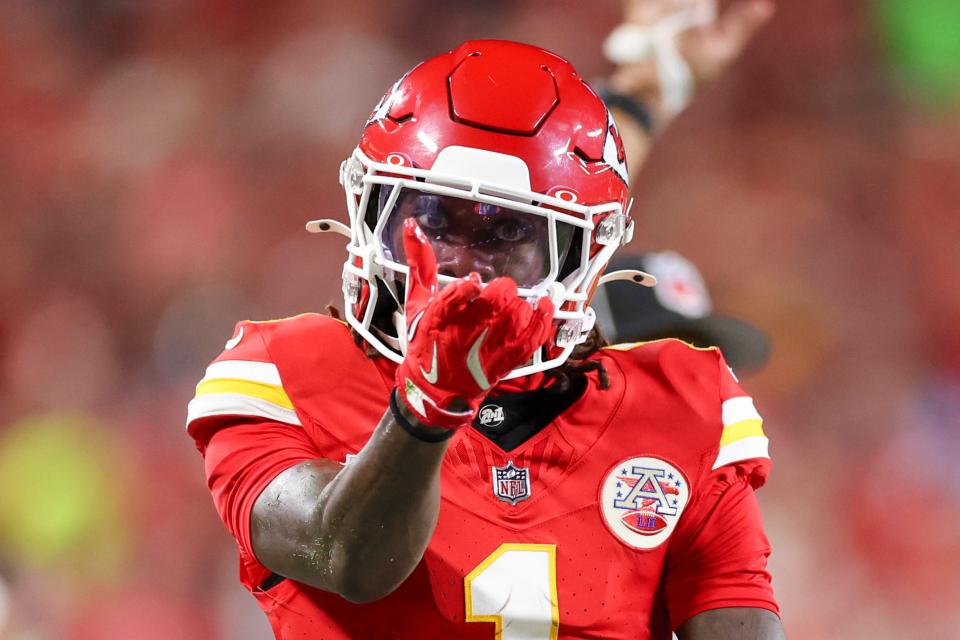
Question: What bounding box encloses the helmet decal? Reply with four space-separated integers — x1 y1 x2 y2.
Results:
603 111 630 186
366 66 417 127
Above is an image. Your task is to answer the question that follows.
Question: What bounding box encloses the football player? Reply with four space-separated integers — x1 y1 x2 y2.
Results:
187 2 785 639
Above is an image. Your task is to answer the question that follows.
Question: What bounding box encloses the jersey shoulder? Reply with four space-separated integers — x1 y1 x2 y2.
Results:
602 337 720 379
600 339 771 483
185 313 368 447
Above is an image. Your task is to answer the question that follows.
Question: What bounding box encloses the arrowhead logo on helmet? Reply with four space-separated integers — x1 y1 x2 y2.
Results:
603 113 629 185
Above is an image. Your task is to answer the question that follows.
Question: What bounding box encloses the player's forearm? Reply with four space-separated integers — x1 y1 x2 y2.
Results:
604 74 682 186
250 404 450 602
314 408 448 602
678 607 787 640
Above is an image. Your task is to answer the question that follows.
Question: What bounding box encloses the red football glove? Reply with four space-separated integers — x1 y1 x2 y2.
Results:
395 218 555 430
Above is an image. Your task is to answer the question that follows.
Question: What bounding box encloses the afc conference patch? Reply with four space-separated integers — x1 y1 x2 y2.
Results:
598 456 689 549
492 460 531 505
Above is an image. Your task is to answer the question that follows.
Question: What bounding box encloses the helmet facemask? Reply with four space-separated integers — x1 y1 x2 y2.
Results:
336 147 631 379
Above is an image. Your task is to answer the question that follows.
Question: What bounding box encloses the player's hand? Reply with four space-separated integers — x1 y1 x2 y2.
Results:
395 219 554 430
678 0 774 86
607 0 774 117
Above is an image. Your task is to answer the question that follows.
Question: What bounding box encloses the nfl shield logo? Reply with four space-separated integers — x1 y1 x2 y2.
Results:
492 461 531 505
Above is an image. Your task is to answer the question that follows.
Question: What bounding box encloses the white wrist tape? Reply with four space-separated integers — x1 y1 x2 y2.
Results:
603 1 717 117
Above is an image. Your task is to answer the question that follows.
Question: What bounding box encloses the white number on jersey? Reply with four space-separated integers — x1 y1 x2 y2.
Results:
464 543 559 640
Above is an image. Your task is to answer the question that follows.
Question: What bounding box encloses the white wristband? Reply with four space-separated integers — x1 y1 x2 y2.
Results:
603 1 717 117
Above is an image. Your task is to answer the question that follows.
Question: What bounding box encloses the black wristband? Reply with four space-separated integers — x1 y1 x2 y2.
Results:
389 389 456 443
596 87 655 135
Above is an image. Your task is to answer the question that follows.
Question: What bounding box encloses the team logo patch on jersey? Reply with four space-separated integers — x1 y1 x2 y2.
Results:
492 461 530 505
478 404 505 428
598 457 689 549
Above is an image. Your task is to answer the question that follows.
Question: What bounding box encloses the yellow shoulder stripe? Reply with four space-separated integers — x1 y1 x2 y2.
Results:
720 418 765 447
195 378 294 410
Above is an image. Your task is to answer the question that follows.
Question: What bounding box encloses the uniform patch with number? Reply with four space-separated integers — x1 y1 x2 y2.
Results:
598 456 689 549
478 404 505 428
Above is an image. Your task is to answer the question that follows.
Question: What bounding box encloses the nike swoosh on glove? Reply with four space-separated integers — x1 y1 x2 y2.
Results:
396 218 555 430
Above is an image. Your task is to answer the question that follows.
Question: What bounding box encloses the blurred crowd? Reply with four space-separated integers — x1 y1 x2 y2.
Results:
1 0 958 638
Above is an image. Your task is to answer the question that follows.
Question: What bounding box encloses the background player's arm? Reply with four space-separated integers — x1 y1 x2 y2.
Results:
678 607 787 639
250 401 449 603
606 0 774 183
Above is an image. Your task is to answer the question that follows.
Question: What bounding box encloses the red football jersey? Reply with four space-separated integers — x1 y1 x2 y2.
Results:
187 314 777 639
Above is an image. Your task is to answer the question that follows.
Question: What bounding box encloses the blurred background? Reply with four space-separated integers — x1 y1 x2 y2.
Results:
1 0 958 638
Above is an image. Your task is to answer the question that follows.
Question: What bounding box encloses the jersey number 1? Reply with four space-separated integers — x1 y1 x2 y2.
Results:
464 543 559 640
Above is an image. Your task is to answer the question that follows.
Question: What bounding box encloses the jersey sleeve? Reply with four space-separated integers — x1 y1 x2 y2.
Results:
185 320 320 589
186 321 303 453
203 419 320 590
712 353 770 487
663 466 779 629
661 351 778 628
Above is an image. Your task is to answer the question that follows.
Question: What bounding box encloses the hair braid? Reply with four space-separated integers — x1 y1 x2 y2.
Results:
543 326 610 392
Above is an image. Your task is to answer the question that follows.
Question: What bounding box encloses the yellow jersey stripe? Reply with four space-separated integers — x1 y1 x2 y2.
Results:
720 418 765 446
195 378 294 410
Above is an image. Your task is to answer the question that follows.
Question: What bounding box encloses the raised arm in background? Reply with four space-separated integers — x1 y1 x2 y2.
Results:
605 0 774 184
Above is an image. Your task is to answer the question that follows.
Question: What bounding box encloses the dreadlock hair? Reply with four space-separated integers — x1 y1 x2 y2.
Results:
542 325 610 393
327 304 379 355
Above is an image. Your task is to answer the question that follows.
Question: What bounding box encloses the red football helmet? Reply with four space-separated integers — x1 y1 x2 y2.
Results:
312 40 646 377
